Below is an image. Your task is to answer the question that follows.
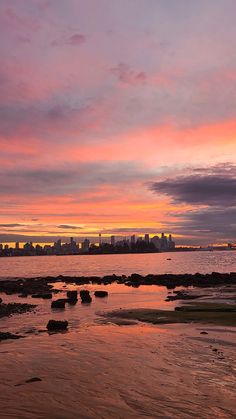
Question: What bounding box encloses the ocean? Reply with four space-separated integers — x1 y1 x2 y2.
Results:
0 250 236 279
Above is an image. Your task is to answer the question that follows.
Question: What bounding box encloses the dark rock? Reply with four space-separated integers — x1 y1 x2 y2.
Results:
166 291 204 301
94 291 108 298
200 331 208 335
25 377 42 383
130 273 143 281
47 320 68 331
0 271 236 298
51 299 66 309
0 302 36 318
67 290 78 301
0 331 23 341
80 290 92 303
31 293 52 299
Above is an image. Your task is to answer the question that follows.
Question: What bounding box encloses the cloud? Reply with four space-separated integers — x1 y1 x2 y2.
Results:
0 223 27 227
0 161 156 196
149 163 236 244
57 224 82 230
66 33 86 46
150 163 236 207
110 63 147 85
170 206 236 243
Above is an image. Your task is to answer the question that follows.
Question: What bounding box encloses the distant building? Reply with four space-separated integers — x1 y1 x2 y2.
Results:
131 234 136 245
144 234 149 244
111 235 116 246
160 233 168 250
168 234 175 250
82 238 90 252
151 235 161 249
15 242 19 250
54 239 62 253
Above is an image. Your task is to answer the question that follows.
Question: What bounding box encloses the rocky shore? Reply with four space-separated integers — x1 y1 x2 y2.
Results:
104 303 236 327
1 272 236 340
0 302 36 319
1 271 236 297
0 272 235 418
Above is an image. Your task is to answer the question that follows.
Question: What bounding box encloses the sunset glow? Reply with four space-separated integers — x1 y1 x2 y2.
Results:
1 0 236 245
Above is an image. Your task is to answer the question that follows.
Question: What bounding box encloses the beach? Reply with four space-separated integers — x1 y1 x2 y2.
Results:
0 272 236 418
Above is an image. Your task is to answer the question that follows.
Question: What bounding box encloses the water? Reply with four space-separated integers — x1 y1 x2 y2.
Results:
1 252 236 418
1 282 236 418
0 251 236 279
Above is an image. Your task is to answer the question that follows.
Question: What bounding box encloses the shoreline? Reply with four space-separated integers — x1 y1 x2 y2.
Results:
1 271 236 294
0 248 235 259
1 272 236 417
1 271 236 328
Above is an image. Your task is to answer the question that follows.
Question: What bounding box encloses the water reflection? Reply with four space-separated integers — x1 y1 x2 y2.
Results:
0 251 236 279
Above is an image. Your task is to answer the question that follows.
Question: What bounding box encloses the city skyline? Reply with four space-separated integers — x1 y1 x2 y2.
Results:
0 232 176 256
1 1 236 245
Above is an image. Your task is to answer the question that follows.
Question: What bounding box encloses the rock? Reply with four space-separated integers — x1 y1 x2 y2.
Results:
0 302 36 318
51 299 66 309
47 320 68 331
80 290 92 303
0 331 23 341
0 298 2 304
130 273 143 281
94 291 108 298
67 290 78 301
200 331 208 335
25 377 42 383
31 293 52 299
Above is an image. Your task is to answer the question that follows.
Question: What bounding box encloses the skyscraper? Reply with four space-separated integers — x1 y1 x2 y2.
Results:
131 234 136 245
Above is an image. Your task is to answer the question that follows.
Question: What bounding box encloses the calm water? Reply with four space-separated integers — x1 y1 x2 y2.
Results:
1 253 236 418
0 251 236 279
1 281 235 418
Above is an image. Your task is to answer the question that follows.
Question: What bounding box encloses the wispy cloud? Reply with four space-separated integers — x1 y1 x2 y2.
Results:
57 224 82 229
66 33 86 46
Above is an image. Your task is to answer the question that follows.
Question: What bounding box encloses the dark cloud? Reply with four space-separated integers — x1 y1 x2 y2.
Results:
66 33 86 46
0 223 27 227
0 161 155 196
150 163 236 206
101 227 161 234
169 206 236 244
57 224 82 230
149 163 236 244
110 63 147 85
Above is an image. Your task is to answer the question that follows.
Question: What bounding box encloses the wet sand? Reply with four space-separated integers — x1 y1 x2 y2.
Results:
0 282 236 418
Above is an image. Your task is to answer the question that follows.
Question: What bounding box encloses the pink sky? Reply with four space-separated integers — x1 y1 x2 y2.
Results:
1 0 236 245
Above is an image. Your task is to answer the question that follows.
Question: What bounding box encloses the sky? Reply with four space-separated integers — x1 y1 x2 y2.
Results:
0 0 236 246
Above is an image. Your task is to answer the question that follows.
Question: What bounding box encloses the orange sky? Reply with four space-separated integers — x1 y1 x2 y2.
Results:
0 1 236 245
